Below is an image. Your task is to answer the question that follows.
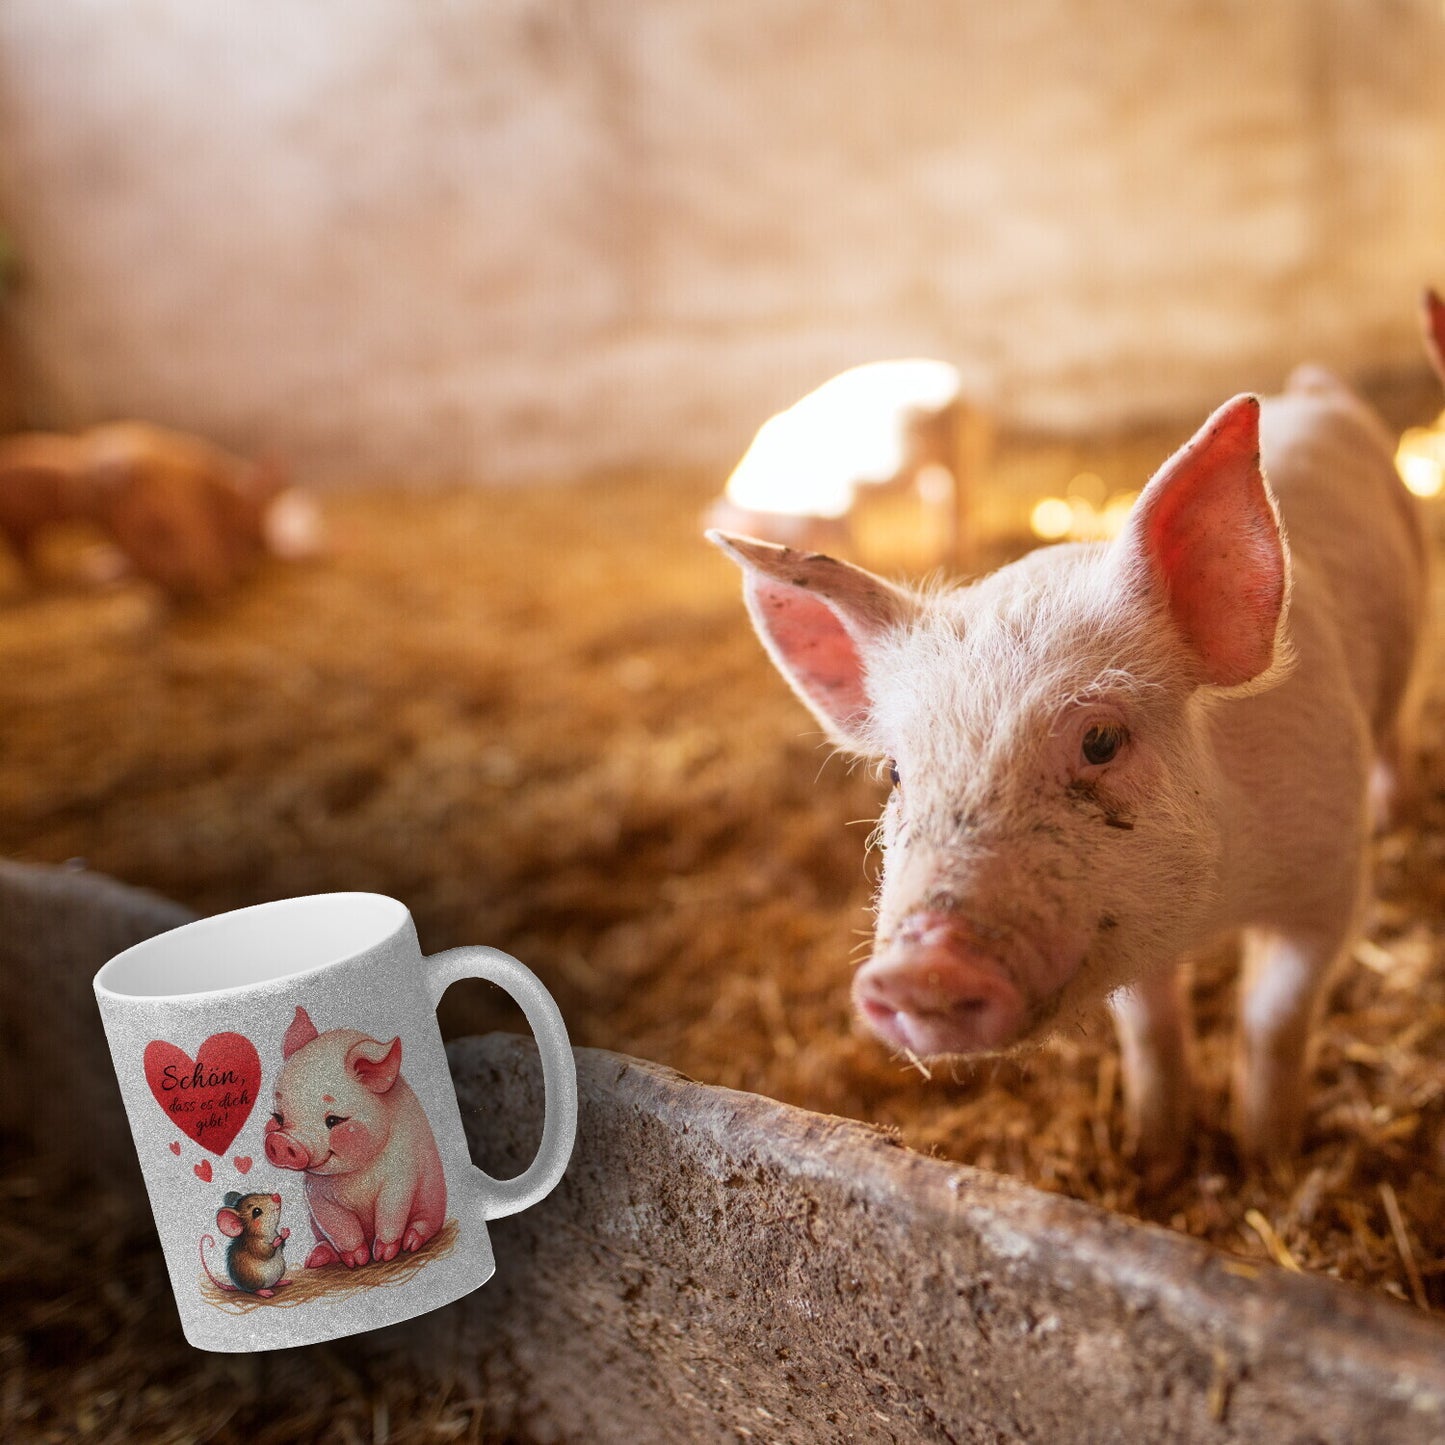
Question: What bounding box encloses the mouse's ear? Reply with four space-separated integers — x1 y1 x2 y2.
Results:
216 1207 245 1238
222 1191 242 1209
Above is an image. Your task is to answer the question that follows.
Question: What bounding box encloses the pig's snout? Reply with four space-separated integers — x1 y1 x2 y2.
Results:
854 912 1026 1057
264 1131 311 1171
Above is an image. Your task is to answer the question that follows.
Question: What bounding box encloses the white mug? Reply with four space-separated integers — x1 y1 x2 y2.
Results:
93 892 577 1353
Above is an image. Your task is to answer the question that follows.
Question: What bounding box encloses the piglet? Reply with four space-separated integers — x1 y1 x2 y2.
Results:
0 420 321 599
265 1006 447 1268
710 365 1426 1180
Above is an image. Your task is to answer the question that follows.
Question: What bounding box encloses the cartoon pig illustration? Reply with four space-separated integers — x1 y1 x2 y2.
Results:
264 1006 447 1268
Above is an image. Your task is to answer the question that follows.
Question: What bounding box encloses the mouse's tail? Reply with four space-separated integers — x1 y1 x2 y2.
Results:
199 1233 237 1291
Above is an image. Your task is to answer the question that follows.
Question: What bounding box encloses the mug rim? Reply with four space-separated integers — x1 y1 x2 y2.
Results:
94 891 412 1003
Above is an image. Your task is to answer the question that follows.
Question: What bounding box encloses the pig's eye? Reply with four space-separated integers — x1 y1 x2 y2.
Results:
272 1112 284 1127
1081 723 1127 766
325 1114 348 1130
887 759 900 786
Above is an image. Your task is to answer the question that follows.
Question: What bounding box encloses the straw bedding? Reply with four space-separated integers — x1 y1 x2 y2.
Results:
5 409 1445 1440
198 1222 460 1316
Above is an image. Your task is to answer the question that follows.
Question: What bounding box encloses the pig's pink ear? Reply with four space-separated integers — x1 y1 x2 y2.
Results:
706 531 916 751
1423 289 1445 387
216 1207 244 1238
282 1006 319 1060
347 1037 402 1094
1119 394 1286 689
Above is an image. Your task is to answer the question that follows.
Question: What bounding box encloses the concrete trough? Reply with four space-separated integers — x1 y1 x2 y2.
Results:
424 1035 1445 1445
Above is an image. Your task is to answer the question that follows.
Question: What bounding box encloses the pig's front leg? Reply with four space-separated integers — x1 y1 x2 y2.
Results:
302 1211 340 1268
370 1174 418 1263
1109 963 1193 1189
305 1192 371 1270
1232 928 1340 1166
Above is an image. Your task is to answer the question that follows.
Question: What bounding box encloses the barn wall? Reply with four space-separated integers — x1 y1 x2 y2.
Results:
0 0 1443 484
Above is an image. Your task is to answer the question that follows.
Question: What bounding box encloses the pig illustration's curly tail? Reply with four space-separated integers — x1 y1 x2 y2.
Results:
199 1234 236 1291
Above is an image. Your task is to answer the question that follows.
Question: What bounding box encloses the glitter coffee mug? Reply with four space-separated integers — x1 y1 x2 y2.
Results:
93 892 578 1352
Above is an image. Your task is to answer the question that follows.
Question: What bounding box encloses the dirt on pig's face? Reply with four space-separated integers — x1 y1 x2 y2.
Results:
852 545 1221 1057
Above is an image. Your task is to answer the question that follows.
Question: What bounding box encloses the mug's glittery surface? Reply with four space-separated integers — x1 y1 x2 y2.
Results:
94 895 574 1352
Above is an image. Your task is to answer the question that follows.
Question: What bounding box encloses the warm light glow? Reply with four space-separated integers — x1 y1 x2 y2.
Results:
1400 453 1444 499
723 360 960 519
1100 490 1139 537
1397 416 1445 499
1065 471 1106 507
1030 497 1073 539
915 462 954 507
1031 489 1138 542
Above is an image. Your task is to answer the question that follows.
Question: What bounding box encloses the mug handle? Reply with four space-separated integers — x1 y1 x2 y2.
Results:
425 945 578 1221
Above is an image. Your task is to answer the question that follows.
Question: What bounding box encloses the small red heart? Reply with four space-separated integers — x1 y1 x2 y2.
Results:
194 1160 213 1183
234 1156 253 1175
143 1033 261 1156
169 1141 181 1156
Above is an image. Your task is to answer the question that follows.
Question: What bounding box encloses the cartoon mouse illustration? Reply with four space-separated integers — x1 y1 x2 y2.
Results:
199 1190 292 1297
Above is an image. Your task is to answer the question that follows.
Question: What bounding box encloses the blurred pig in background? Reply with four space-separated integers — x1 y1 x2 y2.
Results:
0 420 321 599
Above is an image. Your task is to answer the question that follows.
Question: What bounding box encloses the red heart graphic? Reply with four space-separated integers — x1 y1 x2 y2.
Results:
143 1033 261 1157
168 1141 181 1156
194 1159 213 1183
234 1156 253 1175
